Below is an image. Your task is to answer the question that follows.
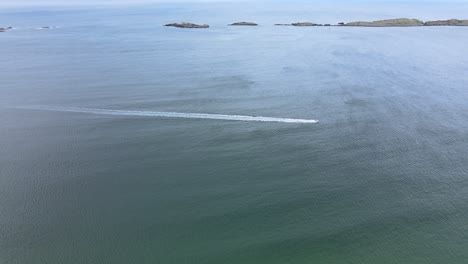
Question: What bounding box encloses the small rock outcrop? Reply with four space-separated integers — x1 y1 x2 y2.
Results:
344 18 424 27
291 22 319 26
0 27 12 32
229 22 258 26
424 19 468 26
164 22 209 28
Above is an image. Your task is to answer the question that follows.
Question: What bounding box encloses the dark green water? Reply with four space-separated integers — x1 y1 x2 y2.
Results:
1 5 468 264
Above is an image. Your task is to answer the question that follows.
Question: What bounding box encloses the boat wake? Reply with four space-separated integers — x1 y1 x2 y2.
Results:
16 106 319 124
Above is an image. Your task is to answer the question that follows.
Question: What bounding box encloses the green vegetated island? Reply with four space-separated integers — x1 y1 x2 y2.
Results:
164 19 468 28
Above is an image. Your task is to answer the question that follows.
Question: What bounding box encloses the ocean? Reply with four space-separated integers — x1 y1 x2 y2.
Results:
1 3 468 263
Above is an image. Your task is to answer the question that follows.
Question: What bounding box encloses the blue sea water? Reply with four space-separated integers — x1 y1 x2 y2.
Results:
1 3 468 264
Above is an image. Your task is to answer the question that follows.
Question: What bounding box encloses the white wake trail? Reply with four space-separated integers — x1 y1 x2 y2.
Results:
17 106 319 124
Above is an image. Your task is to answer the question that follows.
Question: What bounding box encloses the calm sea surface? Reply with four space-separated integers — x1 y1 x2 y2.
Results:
1 5 468 264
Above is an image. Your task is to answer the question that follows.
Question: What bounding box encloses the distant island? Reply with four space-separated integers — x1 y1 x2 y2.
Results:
0 27 12 32
0 26 54 32
163 18 468 29
343 18 424 27
4 18 468 33
292 22 320 26
229 22 258 26
424 19 468 26
343 18 468 27
164 22 209 28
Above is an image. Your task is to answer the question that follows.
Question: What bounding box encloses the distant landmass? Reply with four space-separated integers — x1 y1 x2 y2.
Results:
3 18 468 32
164 22 209 28
0 27 12 32
344 18 424 27
229 22 258 26
291 22 319 26
424 19 468 26
161 19 468 28
344 18 468 27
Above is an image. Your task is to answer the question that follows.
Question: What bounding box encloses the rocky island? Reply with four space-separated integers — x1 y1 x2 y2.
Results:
343 18 424 27
424 19 468 26
164 22 209 28
229 22 258 26
291 22 319 26
0 27 12 32
162 18 468 29
275 23 326 26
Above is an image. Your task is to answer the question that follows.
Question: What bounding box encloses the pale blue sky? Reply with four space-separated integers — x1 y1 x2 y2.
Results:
2 0 468 7
1 0 467 23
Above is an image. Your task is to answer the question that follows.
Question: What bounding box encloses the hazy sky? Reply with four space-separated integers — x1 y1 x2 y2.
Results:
2 0 468 22
1 0 467 7
2 0 236 7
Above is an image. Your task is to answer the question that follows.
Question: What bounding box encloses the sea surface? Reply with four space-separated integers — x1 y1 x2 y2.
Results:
1 4 468 264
